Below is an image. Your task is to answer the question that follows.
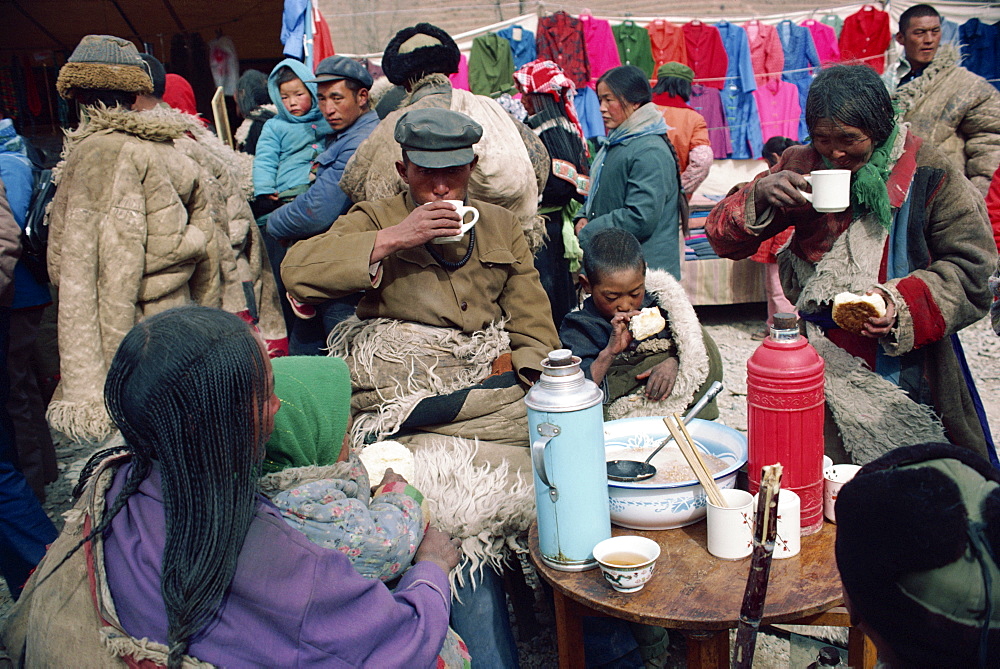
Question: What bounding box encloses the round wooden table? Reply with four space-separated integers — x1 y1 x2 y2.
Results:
529 520 876 668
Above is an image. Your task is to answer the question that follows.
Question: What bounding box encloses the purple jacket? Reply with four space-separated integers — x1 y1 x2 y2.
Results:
102 463 451 668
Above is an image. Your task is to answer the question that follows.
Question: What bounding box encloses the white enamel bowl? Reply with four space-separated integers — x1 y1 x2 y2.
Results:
605 417 748 530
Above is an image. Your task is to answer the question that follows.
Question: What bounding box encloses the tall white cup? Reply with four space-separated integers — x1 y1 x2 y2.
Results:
800 169 851 213
431 200 480 243
754 489 801 559
707 489 755 560
824 464 862 523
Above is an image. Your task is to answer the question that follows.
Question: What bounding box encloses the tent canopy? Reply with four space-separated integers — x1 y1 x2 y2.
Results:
1 0 284 61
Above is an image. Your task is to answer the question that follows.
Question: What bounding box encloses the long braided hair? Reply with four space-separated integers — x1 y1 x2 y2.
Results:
103 306 270 667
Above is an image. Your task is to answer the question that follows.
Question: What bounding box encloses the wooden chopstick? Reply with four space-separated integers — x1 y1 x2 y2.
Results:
664 413 727 508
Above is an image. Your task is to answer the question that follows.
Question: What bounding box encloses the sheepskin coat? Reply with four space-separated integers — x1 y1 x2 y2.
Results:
891 44 1000 196
46 106 284 442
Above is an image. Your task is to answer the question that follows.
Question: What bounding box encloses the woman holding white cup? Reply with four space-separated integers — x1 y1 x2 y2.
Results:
708 65 996 467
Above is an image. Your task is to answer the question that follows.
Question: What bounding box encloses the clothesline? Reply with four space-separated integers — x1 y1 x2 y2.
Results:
688 53 884 84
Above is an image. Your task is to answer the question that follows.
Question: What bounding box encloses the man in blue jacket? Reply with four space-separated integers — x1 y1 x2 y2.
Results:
266 56 379 354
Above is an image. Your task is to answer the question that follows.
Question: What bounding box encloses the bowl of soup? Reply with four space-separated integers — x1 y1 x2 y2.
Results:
605 417 748 530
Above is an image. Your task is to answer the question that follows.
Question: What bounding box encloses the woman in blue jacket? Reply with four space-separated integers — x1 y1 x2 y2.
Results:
576 65 683 279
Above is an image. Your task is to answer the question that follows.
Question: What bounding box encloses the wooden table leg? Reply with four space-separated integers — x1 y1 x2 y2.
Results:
848 626 878 669
552 589 587 669
684 629 730 669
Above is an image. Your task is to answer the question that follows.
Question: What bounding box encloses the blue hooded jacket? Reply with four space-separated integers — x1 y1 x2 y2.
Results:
252 58 333 196
0 119 49 309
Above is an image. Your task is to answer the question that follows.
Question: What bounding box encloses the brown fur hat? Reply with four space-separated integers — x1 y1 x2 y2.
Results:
57 34 153 99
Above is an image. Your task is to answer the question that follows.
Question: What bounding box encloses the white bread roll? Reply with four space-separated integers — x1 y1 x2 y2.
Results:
630 306 666 341
832 291 887 334
360 440 415 483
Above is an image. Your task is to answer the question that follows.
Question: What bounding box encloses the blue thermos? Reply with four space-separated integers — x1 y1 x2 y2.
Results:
525 349 610 571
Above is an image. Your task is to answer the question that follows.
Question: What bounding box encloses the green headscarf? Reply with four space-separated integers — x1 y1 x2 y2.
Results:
263 356 352 474
823 124 899 231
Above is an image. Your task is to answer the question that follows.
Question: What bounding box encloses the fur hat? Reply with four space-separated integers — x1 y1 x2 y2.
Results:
57 34 153 99
835 442 1000 668
381 23 460 86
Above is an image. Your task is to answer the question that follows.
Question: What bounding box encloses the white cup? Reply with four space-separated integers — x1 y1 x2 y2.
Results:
823 455 834 473
707 489 755 560
754 489 801 559
592 535 661 593
800 169 851 213
823 464 862 523
431 200 479 243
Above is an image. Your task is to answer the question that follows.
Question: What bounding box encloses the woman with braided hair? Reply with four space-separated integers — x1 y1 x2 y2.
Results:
1 306 466 668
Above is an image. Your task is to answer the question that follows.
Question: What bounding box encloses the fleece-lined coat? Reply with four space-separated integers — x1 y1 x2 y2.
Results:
708 129 997 463
46 106 285 442
0 181 19 308
890 45 1000 196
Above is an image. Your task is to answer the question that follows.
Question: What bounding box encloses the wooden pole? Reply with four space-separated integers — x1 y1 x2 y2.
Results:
733 464 783 668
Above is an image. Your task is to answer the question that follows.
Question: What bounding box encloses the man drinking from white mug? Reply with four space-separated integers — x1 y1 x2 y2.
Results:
280 106 560 666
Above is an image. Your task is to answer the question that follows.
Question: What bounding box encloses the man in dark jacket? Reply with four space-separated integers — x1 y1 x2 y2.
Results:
265 56 379 354
0 180 57 600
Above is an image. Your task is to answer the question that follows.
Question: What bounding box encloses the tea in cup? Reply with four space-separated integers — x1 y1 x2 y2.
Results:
431 200 479 243
592 535 660 593
799 169 851 213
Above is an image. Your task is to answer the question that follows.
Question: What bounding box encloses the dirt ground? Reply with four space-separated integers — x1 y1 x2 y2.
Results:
5 301 999 667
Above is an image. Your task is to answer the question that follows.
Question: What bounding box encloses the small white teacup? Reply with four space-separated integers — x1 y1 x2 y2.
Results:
824 464 862 523
799 169 851 213
593 535 660 593
431 200 479 243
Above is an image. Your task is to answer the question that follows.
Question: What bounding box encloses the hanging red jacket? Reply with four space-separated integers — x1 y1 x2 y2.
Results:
312 7 335 65
682 21 728 90
839 5 890 74
987 164 1000 252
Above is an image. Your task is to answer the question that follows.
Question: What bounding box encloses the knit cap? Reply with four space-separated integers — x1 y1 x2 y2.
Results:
57 34 153 99
836 442 1000 668
656 62 694 83
263 356 352 474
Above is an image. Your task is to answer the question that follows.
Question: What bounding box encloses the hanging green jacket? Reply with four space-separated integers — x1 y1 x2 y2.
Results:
468 33 516 97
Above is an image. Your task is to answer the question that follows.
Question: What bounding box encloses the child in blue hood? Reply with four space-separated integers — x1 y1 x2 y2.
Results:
252 58 333 201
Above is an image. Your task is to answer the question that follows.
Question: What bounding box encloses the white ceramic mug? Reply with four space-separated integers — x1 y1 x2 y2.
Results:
707 489 754 560
431 200 480 243
824 464 862 523
800 169 851 213
754 488 801 559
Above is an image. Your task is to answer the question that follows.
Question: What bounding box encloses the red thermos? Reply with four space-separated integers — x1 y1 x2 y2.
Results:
747 313 825 535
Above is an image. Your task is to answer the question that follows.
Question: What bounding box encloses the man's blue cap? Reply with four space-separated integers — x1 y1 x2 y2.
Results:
307 56 373 89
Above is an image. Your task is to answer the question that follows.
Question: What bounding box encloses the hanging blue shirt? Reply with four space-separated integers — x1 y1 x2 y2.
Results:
776 20 820 139
498 25 537 68
574 86 606 139
720 86 763 159
715 22 761 159
960 19 1000 91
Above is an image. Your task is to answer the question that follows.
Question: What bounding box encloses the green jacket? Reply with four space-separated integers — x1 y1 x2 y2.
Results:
580 133 681 278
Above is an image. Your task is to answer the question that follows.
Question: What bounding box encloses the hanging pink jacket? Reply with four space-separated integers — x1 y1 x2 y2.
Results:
800 19 840 66
449 54 470 91
579 14 621 85
753 78 800 142
744 20 784 87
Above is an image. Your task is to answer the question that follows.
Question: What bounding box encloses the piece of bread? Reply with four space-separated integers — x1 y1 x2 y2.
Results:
359 440 415 483
832 291 886 334
630 306 666 341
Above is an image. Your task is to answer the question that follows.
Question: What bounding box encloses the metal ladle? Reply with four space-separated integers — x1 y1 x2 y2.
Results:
606 382 724 482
